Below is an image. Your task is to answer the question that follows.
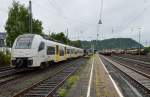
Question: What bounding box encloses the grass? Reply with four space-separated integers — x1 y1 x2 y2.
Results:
57 75 78 97
57 57 89 97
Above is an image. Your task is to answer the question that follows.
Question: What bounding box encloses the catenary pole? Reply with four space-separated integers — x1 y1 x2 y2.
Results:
29 0 33 33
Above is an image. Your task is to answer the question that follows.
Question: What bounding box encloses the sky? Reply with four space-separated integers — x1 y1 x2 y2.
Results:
0 0 149 46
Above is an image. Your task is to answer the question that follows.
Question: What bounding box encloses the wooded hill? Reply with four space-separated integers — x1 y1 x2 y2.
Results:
81 38 144 50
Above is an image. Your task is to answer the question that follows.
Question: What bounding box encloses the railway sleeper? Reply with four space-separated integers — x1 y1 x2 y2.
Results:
36 86 54 88
24 93 47 97
40 84 57 87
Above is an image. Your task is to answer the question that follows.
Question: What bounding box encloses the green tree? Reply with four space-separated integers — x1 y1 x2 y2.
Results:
49 32 69 44
49 32 82 48
71 40 82 48
143 47 150 54
5 1 43 47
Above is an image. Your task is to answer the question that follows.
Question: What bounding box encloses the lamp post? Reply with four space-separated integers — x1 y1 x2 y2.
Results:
29 0 32 33
96 19 102 51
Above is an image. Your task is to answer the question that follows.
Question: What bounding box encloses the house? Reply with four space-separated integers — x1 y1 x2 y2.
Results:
0 32 6 47
0 32 10 53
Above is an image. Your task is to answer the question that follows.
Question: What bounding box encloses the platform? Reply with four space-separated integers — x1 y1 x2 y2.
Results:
66 54 120 97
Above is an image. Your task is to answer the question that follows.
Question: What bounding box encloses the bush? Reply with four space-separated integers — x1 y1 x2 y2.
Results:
58 89 67 97
0 51 11 66
66 76 77 89
143 47 150 54
57 76 77 97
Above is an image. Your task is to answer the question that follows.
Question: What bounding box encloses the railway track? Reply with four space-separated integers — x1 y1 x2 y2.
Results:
13 61 82 97
100 55 150 96
109 55 150 76
0 68 29 78
115 54 150 63
0 68 33 85
0 66 14 71
0 59 78 86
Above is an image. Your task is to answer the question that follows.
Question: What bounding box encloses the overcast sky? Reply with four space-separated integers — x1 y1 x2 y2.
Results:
0 0 149 45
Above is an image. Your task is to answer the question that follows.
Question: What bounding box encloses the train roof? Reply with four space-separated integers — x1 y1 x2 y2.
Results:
21 34 83 50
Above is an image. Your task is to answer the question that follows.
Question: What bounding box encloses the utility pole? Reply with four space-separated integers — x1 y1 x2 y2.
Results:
138 27 142 56
66 28 69 45
112 27 114 38
96 31 99 50
29 0 33 33
145 40 148 47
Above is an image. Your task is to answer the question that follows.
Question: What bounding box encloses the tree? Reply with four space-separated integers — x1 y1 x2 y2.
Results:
71 40 82 48
5 1 43 47
143 47 150 54
49 32 82 48
32 19 43 35
49 32 69 44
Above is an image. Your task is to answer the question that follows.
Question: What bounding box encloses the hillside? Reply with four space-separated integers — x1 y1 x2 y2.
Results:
81 38 144 50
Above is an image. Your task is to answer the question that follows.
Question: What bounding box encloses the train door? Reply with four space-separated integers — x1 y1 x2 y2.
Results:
64 47 67 60
55 45 60 62
38 42 46 67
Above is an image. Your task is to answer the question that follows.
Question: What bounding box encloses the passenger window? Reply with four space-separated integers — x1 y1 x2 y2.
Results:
47 46 55 55
38 42 45 51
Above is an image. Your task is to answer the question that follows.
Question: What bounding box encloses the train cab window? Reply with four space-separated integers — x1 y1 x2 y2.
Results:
38 42 45 51
47 46 55 55
15 35 34 49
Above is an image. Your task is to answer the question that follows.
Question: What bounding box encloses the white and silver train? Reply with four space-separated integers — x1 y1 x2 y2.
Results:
11 34 84 68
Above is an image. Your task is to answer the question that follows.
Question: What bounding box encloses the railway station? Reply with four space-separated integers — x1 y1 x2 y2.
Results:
0 0 150 97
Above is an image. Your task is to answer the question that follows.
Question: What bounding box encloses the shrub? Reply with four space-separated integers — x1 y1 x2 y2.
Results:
57 75 77 97
143 47 150 54
66 76 77 89
0 51 11 66
58 89 67 97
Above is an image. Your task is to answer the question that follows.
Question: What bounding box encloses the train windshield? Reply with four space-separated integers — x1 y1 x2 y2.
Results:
15 35 34 49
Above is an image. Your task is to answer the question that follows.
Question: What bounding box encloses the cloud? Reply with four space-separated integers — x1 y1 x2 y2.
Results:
0 0 149 45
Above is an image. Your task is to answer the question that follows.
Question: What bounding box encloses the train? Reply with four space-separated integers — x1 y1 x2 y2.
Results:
99 48 146 56
11 34 84 68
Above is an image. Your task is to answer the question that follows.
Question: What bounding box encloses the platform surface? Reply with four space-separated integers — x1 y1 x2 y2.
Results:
66 55 120 97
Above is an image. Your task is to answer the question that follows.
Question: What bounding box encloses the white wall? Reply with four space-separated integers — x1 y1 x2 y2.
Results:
0 47 11 53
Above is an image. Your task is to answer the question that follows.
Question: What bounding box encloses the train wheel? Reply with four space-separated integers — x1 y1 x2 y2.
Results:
40 63 45 69
40 62 49 69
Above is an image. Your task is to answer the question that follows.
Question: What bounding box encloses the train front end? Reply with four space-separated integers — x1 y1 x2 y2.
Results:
11 34 42 68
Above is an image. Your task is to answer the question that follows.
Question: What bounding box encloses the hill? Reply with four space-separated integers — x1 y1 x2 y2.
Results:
81 38 144 50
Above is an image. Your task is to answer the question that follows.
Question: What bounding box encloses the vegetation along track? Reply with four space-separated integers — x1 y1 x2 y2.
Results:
101 55 150 97
13 59 84 97
108 55 150 76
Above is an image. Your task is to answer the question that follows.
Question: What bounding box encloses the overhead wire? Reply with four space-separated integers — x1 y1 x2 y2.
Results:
118 2 150 33
47 0 98 26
